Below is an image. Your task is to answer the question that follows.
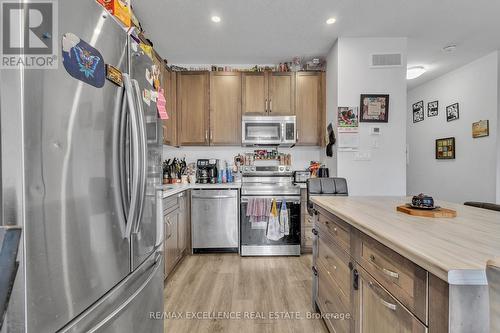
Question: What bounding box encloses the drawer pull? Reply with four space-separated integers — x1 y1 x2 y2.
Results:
333 227 338 233
369 281 397 311
369 254 400 279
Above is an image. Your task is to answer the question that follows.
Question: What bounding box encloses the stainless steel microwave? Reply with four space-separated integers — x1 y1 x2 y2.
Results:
242 116 296 147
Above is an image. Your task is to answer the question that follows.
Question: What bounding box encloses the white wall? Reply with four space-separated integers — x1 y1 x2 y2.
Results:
325 37 408 196
321 41 338 177
162 145 321 171
407 52 499 204
497 54 500 203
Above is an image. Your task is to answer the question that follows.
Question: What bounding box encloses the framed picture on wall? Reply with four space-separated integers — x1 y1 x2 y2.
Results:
446 103 459 122
427 101 438 117
359 94 389 122
472 120 489 138
412 101 424 123
435 137 455 159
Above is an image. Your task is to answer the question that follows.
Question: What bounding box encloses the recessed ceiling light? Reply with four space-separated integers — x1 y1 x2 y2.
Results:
211 16 221 23
442 44 457 53
326 17 336 25
407 66 426 80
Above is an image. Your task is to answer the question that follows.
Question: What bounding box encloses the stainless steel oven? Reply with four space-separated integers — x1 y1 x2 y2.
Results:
242 116 296 147
240 166 301 256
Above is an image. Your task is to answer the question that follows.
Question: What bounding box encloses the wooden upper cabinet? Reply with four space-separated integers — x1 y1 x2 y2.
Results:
296 72 323 145
268 72 295 116
162 67 178 146
210 72 242 145
177 72 209 146
242 72 267 115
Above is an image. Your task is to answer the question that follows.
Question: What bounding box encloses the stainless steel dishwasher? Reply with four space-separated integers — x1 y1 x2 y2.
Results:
191 189 239 253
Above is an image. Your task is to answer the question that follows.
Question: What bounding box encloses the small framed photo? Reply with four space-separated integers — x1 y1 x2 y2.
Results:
436 137 455 159
446 103 459 122
427 101 438 117
360 94 389 123
412 101 424 123
472 120 489 138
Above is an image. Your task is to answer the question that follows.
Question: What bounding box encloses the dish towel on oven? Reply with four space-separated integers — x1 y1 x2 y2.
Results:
246 198 271 230
266 199 283 241
280 199 290 236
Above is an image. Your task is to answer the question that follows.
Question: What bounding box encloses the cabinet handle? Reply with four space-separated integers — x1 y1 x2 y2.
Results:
296 129 299 141
269 99 272 113
205 130 208 142
333 227 338 233
353 269 359 290
368 281 397 311
312 228 318 236
210 129 213 141
265 99 268 112
369 254 400 279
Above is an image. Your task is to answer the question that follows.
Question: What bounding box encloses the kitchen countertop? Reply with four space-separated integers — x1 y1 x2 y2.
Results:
311 196 500 285
161 183 242 198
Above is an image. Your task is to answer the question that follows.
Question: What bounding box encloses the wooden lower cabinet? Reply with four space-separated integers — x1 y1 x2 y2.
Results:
354 267 426 333
164 191 189 279
313 207 446 333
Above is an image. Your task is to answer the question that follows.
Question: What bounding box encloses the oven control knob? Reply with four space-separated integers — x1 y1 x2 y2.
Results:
286 167 291 171
251 166 256 172
279 166 284 172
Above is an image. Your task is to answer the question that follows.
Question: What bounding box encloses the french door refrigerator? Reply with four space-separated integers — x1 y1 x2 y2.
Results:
0 1 164 332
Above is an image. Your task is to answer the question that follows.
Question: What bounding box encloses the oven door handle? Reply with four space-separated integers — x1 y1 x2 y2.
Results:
241 196 300 204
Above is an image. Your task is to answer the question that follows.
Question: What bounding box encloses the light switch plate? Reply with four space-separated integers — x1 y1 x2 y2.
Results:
354 152 371 161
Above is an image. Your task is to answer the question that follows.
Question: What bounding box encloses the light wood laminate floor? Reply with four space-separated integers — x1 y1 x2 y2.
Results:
163 254 328 333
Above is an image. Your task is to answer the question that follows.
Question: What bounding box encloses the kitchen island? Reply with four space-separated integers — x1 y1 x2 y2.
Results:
310 196 500 333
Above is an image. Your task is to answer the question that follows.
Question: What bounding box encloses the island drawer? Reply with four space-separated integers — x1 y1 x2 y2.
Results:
316 209 351 253
354 231 428 324
317 234 351 304
317 262 353 333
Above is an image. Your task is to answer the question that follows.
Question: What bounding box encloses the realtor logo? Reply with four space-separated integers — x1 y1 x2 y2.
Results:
1 0 58 68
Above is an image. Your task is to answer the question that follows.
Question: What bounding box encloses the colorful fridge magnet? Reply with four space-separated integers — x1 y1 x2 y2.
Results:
62 33 105 88
105 64 123 87
157 89 169 120
142 89 151 106
145 68 153 86
150 90 158 103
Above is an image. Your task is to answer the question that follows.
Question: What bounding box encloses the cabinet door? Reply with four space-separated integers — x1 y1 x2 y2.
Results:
268 72 295 116
162 68 178 146
177 72 209 145
296 72 322 145
164 211 179 278
354 267 426 333
177 193 187 254
242 72 268 115
210 72 242 145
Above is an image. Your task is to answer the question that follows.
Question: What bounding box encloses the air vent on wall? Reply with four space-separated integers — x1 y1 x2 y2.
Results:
369 53 403 68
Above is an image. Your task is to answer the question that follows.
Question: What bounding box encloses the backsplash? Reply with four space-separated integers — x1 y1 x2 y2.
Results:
162 145 322 171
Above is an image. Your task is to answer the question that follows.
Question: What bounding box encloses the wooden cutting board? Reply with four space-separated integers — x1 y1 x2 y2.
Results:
397 205 457 218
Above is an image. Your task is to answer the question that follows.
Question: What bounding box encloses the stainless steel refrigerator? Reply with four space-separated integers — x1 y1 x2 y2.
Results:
0 1 164 332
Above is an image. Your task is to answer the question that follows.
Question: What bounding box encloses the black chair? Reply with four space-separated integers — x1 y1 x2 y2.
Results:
307 178 348 214
464 202 500 212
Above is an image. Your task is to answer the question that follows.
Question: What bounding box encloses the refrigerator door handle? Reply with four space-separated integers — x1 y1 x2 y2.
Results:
131 79 148 234
112 88 129 239
122 74 141 239
82 254 162 333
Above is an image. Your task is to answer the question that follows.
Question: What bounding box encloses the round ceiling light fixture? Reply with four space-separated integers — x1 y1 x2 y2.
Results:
442 44 457 53
326 17 337 25
211 16 221 23
406 66 426 80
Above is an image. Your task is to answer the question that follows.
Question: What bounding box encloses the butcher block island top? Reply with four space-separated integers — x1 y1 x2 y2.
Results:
310 196 500 285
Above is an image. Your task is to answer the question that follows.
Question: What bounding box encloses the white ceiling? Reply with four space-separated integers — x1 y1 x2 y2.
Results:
134 0 500 89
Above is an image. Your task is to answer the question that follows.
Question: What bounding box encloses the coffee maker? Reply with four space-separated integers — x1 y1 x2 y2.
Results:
196 159 218 184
